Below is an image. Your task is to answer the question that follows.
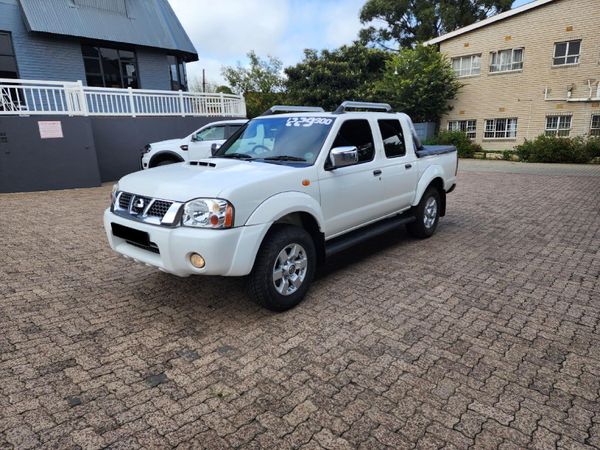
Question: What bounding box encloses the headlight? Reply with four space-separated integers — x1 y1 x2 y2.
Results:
182 199 234 229
110 183 119 206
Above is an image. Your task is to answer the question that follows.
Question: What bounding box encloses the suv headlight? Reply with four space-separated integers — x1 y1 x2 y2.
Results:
182 199 234 229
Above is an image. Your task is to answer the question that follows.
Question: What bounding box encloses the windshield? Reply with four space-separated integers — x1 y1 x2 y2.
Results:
215 116 335 165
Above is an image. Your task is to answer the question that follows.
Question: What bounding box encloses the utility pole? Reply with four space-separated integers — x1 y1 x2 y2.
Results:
202 69 206 93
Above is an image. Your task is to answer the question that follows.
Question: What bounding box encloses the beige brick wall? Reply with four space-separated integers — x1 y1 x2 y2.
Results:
439 0 600 151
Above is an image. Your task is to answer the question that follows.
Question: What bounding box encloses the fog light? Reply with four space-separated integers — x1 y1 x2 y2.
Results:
190 253 205 268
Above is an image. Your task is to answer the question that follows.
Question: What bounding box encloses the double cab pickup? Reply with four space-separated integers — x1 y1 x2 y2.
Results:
105 101 457 311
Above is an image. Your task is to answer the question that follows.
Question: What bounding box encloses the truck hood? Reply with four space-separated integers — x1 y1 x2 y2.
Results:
118 158 300 202
150 138 183 149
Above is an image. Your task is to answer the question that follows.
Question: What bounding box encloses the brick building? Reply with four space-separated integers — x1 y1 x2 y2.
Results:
426 0 600 150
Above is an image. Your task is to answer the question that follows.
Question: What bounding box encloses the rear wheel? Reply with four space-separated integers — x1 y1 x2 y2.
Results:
407 187 441 238
248 225 316 312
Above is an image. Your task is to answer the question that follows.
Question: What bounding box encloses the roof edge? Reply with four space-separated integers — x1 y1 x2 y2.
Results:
424 0 556 45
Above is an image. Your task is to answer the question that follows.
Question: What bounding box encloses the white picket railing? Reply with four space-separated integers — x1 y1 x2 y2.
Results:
0 78 246 117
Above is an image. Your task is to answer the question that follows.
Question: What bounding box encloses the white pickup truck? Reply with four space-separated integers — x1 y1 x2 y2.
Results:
105 102 457 311
140 119 247 169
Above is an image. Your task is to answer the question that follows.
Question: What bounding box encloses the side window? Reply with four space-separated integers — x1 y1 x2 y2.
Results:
331 119 375 164
378 120 406 158
196 126 225 141
225 124 243 138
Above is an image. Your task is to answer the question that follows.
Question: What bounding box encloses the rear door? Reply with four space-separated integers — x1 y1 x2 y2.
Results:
376 118 418 212
318 118 388 237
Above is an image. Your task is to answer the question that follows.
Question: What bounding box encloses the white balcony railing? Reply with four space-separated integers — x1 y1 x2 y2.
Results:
0 78 246 117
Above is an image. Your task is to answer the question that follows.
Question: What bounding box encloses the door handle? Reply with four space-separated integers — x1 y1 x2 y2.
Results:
405 164 412 169
373 169 382 176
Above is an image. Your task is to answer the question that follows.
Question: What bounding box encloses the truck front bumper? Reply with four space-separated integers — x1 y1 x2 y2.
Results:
104 209 269 277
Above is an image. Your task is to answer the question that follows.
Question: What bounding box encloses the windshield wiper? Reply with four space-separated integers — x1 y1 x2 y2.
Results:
261 155 307 162
218 153 254 160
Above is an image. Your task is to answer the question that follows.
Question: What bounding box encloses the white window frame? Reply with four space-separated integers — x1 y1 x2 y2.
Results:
545 115 572 137
451 54 481 78
484 118 518 139
553 40 581 66
489 48 524 73
448 119 477 139
590 114 600 137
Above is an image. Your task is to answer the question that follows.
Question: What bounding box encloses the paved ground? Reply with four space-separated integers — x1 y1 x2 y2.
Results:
1 160 599 449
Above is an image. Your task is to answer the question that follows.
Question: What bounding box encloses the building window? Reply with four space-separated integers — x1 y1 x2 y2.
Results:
489 48 523 73
82 45 138 88
168 55 187 91
553 40 581 66
451 54 481 77
484 118 518 139
0 31 18 79
591 115 600 137
545 115 572 136
448 120 477 139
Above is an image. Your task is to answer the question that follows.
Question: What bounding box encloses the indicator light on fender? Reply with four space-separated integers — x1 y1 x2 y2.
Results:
302 179 310 186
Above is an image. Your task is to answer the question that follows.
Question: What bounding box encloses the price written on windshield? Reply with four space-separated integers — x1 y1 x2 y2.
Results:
286 117 333 127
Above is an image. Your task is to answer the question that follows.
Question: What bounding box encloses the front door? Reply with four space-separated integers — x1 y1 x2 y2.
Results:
188 124 227 160
318 119 387 238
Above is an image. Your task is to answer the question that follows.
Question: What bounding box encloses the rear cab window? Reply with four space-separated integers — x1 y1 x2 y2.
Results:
378 119 406 158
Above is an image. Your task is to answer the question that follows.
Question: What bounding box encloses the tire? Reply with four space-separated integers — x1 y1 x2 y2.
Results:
407 187 441 239
248 225 316 312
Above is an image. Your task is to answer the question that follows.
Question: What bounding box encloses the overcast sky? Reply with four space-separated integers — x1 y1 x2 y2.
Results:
168 0 531 87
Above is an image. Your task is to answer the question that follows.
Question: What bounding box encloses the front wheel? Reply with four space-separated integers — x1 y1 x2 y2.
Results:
407 187 441 238
248 225 316 312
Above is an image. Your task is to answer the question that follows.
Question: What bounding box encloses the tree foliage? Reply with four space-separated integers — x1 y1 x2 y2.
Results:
285 43 390 111
360 0 512 49
221 51 286 95
375 45 461 122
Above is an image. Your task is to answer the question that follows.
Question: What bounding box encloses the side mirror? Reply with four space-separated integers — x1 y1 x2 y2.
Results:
329 146 358 169
211 143 221 155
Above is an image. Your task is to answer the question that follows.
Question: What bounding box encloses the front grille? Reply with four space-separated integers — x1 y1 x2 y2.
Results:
147 200 173 218
119 192 132 209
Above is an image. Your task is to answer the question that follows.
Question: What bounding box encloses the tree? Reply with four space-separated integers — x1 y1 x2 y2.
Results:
374 45 461 122
359 0 512 49
222 51 286 95
222 51 287 117
285 43 390 111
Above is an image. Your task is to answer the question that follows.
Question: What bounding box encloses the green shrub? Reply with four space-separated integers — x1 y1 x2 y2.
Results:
427 130 476 158
585 136 600 159
501 150 514 161
515 134 596 164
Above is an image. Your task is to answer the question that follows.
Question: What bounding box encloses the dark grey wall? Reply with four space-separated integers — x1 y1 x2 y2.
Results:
0 115 237 192
0 115 101 193
91 116 230 182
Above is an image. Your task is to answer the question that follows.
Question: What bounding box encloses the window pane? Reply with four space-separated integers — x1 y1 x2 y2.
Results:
119 50 135 60
197 126 226 141
378 120 405 158
567 41 580 56
592 115 600 129
0 55 18 78
554 42 567 58
86 75 104 87
332 120 375 163
566 55 579 64
84 58 101 74
553 57 566 65
0 33 14 55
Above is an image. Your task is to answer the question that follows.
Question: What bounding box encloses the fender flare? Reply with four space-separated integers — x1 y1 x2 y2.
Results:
149 151 184 167
244 191 325 228
412 165 445 207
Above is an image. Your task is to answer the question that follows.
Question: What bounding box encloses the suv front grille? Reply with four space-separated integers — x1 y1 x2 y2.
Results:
114 192 180 226
147 200 173 218
119 192 132 209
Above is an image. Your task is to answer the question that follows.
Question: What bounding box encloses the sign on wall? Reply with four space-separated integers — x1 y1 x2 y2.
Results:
38 121 64 139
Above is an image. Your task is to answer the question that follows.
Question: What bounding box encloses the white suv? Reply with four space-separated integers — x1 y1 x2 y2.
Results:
106 103 457 311
141 119 248 169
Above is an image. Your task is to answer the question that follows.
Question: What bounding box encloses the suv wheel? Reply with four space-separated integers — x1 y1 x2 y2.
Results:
407 187 441 238
248 225 316 311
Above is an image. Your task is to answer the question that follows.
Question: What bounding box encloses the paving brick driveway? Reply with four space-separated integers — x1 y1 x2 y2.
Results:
1 160 599 449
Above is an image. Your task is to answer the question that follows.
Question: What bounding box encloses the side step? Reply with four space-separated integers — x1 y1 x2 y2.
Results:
325 213 415 258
